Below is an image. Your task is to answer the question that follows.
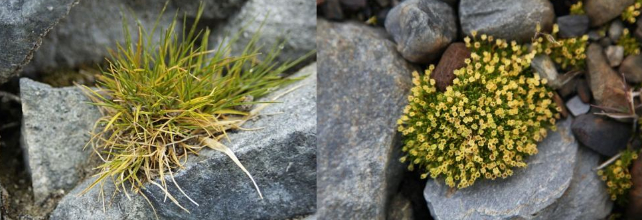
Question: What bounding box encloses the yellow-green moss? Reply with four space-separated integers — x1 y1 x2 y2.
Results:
618 28 641 56
622 0 642 23
397 32 560 189
570 1 585 15
532 24 588 71
598 149 638 204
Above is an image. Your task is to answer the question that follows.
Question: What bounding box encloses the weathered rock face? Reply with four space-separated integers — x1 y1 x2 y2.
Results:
317 19 414 220
431 43 470 91
384 0 457 63
209 0 316 67
586 43 629 110
0 0 77 84
424 119 577 220
620 54 642 83
584 0 634 27
51 63 317 219
571 114 631 157
459 0 555 42
20 78 101 203
557 15 590 38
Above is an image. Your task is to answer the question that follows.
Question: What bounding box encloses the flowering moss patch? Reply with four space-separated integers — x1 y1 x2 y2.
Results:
397 33 559 189
570 1 585 15
618 28 641 56
622 0 642 23
532 24 588 71
598 149 638 204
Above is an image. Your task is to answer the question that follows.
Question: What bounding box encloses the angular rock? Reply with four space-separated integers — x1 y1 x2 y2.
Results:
605 45 625 67
19 78 101 203
620 54 642 83
424 119 577 220
0 0 77 84
554 92 569 118
586 43 629 110
609 20 625 42
317 19 414 220
459 0 555 42
585 0 634 27
576 78 592 103
557 15 590 38
566 95 591 116
51 63 318 219
384 0 457 63
535 146 613 219
571 114 630 157
532 54 579 89
209 0 316 66
431 43 470 91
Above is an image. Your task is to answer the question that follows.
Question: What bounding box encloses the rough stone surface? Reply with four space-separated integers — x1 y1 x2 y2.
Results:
317 19 414 220
586 43 629 110
0 0 77 84
19 78 101 203
459 0 555 42
431 43 470 91
571 114 630 157
557 15 590 38
535 146 613 220
609 20 624 42
384 0 457 63
585 0 634 27
532 55 562 89
620 54 642 84
51 64 317 219
209 0 316 67
605 45 624 67
424 119 577 220
566 95 590 116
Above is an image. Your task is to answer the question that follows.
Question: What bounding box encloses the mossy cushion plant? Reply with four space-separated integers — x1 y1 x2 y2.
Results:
397 32 560 189
532 24 588 71
79 5 310 213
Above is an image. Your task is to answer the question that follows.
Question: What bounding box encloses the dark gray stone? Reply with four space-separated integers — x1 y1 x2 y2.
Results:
557 15 590 38
572 114 631 157
171 0 247 20
0 0 77 84
19 78 101 203
384 0 457 63
209 0 316 66
609 20 625 42
620 54 642 83
51 63 317 219
317 19 414 220
424 119 577 220
585 0 634 27
459 0 555 42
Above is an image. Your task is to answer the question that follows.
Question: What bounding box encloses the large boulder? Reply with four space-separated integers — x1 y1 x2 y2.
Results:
459 0 555 42
0 0 77 84
20 78 101 203
423 119 577 219
384 0 457 63
584 0 634 27
51 63 317 219
317 19 415 220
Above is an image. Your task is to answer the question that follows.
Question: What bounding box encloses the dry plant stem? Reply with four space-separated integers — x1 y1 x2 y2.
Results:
0 91 20 103
596 153 623 171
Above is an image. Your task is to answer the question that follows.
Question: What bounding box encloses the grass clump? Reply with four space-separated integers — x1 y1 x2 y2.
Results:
598 149 639 204
397 32 559 188
532 24 588 71
80 5 308 212
618 28 641 56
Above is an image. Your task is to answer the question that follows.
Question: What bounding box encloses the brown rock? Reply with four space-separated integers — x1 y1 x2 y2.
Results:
571 114 631 157
586 43 629 110
626 155 642 219
554 92 569 118
576 78 592 103
584 0 635 27
431 43 470 91
620 54 642 84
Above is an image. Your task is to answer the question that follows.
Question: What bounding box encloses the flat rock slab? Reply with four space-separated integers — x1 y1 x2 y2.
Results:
317 19 414 220
0 0 77 84
51 63 317 220
424 119 577 220
20 78 101 203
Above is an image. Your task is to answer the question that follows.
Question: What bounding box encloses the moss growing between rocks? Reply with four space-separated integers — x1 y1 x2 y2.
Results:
397 33 559 189
598 149 638 204
570 1 585 15
532 24 588 71
622 0 642 23
618 28 641 56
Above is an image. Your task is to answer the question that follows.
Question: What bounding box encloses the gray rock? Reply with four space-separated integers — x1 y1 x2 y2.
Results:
171 0 247 20
571 114 631 157
585 0 634 27
0 0 77 84
19 78 101 203
384 0 457 63
532 54 579 89
609 20 625 42
51 63 318 219
459 0 555 42
424 119 577 220
317 19 414 220
566 95 591 116
605 45 625 67
588 30 602 41
387 193 414 220
620 54 642 83
557 15 590 38
535 146 613 220
209 0 316 67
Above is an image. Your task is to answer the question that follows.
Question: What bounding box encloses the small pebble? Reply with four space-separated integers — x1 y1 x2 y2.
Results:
566 96 590 116
609 20 624 42
605 45 624 67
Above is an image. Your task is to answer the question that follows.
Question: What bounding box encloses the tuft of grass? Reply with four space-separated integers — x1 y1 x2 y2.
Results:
79 4 311 213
